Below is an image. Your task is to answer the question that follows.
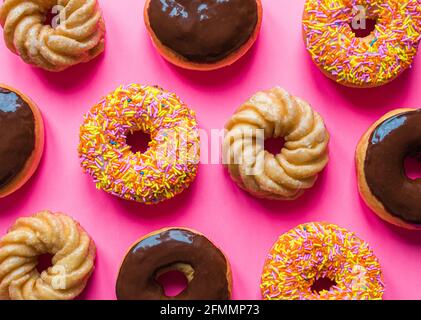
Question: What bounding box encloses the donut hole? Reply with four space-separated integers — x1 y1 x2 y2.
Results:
350 18 377 38
311 277 337 294
155 263 193 297
404 153 421 180
44 10 55 27
126 131 151 154
36 253 53 273
156 270 189 297
264 137 285 156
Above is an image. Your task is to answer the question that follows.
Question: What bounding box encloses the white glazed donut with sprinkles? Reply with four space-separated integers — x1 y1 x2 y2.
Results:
261 222 384 300
78 84 200 205
303 0 421 87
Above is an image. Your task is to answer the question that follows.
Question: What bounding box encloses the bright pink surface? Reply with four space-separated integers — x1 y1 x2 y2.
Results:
1 0 420 300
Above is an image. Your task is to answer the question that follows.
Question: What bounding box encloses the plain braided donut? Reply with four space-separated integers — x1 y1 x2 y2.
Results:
0 211 96 300
0 0 105 71
223 87 329 200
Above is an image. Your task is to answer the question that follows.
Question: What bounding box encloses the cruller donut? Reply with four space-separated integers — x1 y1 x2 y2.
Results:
79 84 200 205
0 0 106 71
116 228 232 300
0 211 96 300
302 0 421 87
356 108 421 230
144 0 263 71
223 87 329 200
261 222 384 300
0 84 44 198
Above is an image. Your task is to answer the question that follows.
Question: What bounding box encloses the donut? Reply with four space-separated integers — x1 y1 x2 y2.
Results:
261 222 384 300
116 227 232 300
0 0 105 71
0 84 44 198
0 211 96 300
356 108 421 229
144 0 263 71
222 87 329 200
78 84 200 205
302 0 421 88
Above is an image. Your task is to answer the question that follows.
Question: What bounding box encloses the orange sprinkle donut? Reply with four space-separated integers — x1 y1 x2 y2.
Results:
78 84 200 205
303 0 421 87
261 223 384 300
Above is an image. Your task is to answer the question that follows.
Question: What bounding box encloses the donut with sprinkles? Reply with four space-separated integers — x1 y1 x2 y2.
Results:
302 0 421 87
78 84 200 204
261 222 384 300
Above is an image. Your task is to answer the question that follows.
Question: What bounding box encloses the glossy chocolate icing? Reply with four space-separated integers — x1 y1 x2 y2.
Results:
116 228 230 300
148 0 258 63
0 88 35 189
364 110 421 224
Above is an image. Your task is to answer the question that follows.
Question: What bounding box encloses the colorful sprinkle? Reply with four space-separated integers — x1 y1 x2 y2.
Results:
303 0 421 87
78 84 200 204
261 223 384 300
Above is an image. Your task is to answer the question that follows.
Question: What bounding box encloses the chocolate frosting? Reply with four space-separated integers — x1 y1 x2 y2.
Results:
148 0 258 63
364 110 421 224
116 228 230 300
0 88 35 189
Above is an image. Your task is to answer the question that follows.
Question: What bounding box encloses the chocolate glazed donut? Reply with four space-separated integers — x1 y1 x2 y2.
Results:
116 228 232 300
144 0 263 71
0 88 35 188
356 109 421 229
0 85 44 198
147 0 258 63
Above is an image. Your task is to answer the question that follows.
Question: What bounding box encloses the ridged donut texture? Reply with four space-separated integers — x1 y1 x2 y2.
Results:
0 211 95 300
0 0 105 71
223 87 329 200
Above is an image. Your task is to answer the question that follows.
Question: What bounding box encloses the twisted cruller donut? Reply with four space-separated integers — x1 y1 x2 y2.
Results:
0 211 96 300
223 87 329 200
0 0 105 71
261 223 384 300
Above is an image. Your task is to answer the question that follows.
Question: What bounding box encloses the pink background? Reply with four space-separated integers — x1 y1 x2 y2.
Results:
1 0 421 300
